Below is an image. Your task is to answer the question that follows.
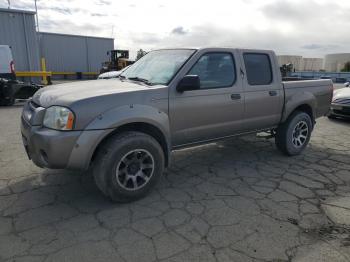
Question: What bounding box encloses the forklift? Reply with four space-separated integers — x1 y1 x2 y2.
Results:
100 50 134 73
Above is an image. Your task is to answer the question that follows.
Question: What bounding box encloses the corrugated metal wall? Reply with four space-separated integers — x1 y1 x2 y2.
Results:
86 37 114 71
39 32 114 72
0 8 114 76
0 8 40 71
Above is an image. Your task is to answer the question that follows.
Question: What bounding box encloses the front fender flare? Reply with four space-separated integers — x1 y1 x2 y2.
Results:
67 105 171 170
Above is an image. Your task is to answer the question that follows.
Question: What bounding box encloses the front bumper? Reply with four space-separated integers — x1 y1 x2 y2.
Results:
21 116 82 169
20 101 109 170
329 103 350 118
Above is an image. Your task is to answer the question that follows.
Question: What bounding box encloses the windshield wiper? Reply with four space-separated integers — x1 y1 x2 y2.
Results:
127 77 154 85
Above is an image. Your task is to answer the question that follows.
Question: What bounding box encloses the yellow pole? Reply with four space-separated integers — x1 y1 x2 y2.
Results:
41 57 48 85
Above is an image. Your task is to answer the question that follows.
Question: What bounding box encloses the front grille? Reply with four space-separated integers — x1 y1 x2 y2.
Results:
23 100 45 126
21 116 30 129
30 100 40 109
333 98 350 105
334 109 350 116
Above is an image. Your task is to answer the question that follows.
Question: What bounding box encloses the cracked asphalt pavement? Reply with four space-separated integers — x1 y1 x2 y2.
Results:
1 103 350 262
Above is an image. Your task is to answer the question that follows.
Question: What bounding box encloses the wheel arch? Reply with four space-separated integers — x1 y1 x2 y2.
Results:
282 93 316 125
291 104 314 124
90 122 170 167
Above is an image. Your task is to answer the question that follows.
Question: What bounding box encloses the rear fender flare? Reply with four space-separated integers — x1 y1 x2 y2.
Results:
282 91 316 122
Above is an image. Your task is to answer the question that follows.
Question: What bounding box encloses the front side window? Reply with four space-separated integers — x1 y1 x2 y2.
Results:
120 49 195 85
188 53 236 89
243 53 273 85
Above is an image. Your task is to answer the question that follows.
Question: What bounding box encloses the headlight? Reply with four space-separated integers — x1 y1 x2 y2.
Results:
43 106 75 130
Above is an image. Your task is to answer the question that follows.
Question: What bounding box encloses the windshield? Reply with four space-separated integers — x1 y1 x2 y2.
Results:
120 49 195 85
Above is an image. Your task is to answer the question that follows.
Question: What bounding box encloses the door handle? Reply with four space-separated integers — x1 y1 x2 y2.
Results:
269 90 277 96
231 94 241 100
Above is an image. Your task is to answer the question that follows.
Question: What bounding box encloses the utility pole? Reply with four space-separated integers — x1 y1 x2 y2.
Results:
7 0 10 8
34 0 43 78
34 0 40 32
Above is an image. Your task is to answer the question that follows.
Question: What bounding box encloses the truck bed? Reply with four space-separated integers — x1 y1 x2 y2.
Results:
282 79 333 119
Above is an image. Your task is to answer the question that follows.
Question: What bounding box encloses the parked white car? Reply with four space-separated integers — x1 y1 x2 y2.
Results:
329 88 350 119
98 70 121 79
98 65 131 79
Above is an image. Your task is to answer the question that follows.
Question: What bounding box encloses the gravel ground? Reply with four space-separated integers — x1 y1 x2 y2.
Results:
0 103 350 262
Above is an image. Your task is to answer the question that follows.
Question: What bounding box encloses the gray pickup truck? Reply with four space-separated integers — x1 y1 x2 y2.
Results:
21 48 333 202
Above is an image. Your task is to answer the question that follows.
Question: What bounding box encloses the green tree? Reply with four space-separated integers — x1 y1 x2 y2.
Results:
341 61 350 72
136 49 147 60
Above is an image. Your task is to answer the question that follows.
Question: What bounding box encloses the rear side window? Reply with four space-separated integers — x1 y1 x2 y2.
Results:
188 53 236 89
243 53 272 85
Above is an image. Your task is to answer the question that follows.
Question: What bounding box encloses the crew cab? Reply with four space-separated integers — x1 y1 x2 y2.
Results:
21 48 333 202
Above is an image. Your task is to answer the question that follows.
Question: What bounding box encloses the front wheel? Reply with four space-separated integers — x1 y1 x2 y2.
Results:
275 111 313 156
93 131 165 202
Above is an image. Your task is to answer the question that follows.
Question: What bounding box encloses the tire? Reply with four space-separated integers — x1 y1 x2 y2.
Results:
327 114 336 119
0 81 15 106
92 131 165 202
0 97 14 106
4 97 15 106
275 111 312 156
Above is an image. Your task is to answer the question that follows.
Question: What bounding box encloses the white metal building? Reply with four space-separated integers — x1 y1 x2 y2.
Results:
39 32 113 73
277 55 303 71
277 55 324 71
0 7 114 75
301 58 323 71
0 8 40 71
324 53 350 72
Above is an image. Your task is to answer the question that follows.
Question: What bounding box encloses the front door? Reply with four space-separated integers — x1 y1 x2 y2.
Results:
170 50 245 147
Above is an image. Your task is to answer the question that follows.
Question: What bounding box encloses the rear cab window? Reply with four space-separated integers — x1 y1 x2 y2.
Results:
243 53 273 85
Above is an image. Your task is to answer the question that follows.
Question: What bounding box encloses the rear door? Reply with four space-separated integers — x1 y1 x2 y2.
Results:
239 50 283 131
169 49 245 147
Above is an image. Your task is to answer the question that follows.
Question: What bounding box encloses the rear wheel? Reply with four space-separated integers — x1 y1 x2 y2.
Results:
275 111 312 156
92 131 165 202
0 96 15 106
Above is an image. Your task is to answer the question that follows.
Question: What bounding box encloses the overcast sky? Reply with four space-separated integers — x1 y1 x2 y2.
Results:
1 0 349 58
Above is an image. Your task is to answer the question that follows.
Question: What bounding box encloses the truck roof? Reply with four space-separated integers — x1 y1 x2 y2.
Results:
150 47 274 53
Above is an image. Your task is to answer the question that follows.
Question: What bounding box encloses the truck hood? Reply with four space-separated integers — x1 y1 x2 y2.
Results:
32 79 153 108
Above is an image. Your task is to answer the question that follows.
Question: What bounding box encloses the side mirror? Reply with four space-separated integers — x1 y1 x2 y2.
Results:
176 75 200 92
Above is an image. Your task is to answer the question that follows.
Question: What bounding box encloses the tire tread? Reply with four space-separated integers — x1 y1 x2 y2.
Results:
275 110 312 156
92 131 164 202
